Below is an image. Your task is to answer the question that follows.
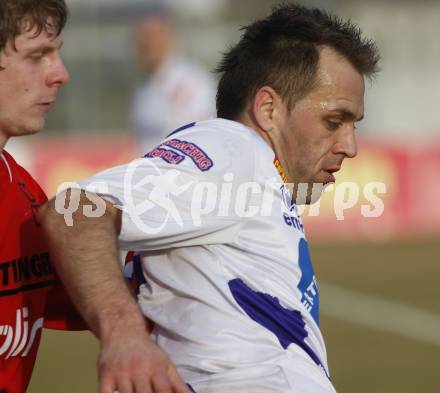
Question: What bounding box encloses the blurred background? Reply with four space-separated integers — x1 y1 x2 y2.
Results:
19 0 440 392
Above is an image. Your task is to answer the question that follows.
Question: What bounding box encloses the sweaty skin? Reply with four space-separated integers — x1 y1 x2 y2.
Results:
242 46 365 204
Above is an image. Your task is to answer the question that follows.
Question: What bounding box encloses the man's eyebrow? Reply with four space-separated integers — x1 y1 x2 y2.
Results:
25 40 64 54
329 110 364 122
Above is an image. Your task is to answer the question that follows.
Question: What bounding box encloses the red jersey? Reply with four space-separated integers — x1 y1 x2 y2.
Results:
0 150 84 393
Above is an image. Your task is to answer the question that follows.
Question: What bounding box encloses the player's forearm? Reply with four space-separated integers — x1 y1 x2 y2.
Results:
40 190 147 339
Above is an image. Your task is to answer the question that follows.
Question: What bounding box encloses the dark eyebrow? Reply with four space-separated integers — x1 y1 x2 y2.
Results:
330 110 364 122
25 40 64 55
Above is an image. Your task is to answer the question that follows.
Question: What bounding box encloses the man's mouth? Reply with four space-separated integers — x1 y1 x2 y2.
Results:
37 101 54 112
322 167 340 183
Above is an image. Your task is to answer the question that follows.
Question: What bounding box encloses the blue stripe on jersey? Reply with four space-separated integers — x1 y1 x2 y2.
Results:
228 278 325 374
167 122 196 138
133 253 147 295
297 238 320 325
187 383 197 392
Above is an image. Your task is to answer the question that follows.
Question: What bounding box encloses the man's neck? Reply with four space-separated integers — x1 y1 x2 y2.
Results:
238 112 293 185
238 113 275 152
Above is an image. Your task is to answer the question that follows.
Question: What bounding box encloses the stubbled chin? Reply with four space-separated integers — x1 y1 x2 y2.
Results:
19 119 45 136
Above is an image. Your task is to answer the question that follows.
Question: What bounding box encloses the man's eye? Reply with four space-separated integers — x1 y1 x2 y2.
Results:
326 120 342 130
28 52 43 61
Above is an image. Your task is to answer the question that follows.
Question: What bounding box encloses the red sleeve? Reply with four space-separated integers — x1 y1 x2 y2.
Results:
18 163 88 331
43 274 88 331
15 157 88 331
1 151 88 333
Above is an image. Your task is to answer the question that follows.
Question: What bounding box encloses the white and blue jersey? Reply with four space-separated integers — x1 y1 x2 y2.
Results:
80 118 336 393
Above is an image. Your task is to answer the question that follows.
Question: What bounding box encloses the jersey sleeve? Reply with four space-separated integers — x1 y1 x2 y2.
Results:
1 151 88 331
78 123 258 251
43 275 87 331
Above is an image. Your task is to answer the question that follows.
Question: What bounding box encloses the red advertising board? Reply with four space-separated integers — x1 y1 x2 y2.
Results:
24 136 440 242
302 140 440 241
30 136 137 198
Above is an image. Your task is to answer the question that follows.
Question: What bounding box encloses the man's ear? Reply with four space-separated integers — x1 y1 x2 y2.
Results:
0 40 14 69
0 51 6 71
251 86 284 133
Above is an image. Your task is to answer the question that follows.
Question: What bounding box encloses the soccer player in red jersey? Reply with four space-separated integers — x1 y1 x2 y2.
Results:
0 1 83 392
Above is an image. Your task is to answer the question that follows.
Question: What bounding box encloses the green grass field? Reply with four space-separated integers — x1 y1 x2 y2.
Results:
28 241 440 392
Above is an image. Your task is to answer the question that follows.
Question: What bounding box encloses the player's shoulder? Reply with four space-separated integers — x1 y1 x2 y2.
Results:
1 149 47 202
165 118 271 155
167 118 253 141
1 149 19 171
151 119 271 178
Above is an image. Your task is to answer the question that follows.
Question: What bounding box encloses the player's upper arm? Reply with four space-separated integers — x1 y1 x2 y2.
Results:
40 188 122 235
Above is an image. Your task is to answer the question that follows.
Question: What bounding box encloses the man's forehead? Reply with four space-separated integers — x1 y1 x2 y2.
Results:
321 101 364 121
316 48 364 88
306 50 365 116
13 23 63 50
296 83 364 122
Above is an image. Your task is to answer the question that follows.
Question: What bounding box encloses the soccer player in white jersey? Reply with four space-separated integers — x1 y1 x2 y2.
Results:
41 4 379 393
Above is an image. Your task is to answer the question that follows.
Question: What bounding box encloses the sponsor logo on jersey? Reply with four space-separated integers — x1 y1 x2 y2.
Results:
297 239 320 325
283 213 305 233
0 307 43 359
144 148 186 165
149 139 213 171
281 185 305 233
0 252 54 296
